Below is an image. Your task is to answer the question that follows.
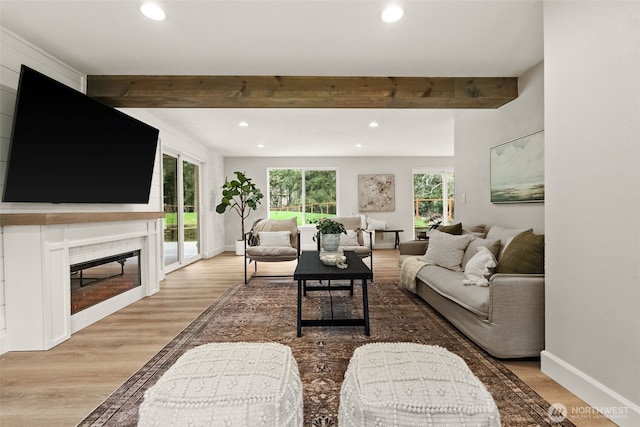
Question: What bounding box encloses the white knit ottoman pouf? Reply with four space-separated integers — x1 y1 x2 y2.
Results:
138 342 303 427
339 343 500 427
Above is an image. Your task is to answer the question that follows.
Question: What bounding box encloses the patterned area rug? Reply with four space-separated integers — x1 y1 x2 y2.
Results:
79 279 574 426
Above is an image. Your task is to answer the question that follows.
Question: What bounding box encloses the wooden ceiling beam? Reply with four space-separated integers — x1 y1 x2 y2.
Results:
86 75 518 109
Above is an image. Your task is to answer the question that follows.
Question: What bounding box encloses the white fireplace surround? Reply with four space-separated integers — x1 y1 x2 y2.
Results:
3 216 161 351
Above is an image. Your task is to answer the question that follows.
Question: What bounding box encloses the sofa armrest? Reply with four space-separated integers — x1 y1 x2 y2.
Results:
490 273 545 284
399 240 429 255
487 273 545 348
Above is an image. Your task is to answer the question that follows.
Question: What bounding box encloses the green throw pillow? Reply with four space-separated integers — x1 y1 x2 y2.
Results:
437 223 463 235
496 231 545 274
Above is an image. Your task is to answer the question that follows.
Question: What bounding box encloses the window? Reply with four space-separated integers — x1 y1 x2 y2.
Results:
413 169 455 238
268 168 337 225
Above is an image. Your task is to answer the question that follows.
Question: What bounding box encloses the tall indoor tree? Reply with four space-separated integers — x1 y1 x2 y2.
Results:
216 171 264 253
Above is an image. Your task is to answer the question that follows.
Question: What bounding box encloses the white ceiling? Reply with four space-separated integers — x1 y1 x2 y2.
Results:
0 0 543 157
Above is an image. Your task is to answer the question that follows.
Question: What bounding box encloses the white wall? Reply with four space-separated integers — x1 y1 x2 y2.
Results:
121 109 226 260
454 61 545 233
221 156 454 250
541 2 639 425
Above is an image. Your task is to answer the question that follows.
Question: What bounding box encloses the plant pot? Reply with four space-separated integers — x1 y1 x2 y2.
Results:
321 233 341 252
235 239 245 256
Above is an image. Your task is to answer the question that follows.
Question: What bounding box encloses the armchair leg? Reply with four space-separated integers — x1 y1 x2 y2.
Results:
245 260 257 284
244 252 248 284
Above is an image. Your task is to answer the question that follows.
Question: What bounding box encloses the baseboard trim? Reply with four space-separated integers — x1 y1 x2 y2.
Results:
541 350 640 427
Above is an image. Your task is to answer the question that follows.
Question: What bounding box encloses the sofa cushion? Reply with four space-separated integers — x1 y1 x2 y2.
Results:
421 229 473 271
437 222 462 235
461 237 501 270
496 232 545 274
416 265 490 318
465 224 487 234
246 246 298 261
462 246 498 287
485 225 533 259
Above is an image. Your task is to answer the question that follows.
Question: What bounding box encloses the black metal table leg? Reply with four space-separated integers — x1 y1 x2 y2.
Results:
362 278 370 336
297 279 303 337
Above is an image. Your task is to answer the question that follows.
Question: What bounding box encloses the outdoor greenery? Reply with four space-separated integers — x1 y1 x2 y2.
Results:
163 156 198 212
304 170 337 214
164 212 198 226
269 211 334 223
163 155 200 243
269 168 336 224
413 172 455 228
269 169 301 209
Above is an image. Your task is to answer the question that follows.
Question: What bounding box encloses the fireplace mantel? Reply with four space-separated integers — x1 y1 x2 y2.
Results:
0 211 164 226
2 214 162 351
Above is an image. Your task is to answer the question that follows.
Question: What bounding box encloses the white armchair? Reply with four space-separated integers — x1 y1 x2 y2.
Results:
244 217 300 284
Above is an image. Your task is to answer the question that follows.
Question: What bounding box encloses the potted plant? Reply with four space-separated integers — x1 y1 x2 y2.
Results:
215 171 264 255
312 218 347 252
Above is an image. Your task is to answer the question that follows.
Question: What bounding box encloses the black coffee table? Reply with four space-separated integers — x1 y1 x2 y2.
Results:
294 251 373 336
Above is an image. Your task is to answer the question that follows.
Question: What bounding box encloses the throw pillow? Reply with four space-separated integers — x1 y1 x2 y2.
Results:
485 225 533 258
258 231 292 247
437 223 463 235
366 218 387 231
496 231 545 274
466 224 487 234
463 246 498 287
339 230 359 246
420 229 473 271
268 217 298 247
461 237 501 270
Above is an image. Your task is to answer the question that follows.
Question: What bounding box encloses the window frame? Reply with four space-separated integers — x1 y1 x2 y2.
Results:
267 167 339 224
412 167 455 231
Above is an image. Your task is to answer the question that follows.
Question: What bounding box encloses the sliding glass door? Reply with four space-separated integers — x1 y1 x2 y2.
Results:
163 154 179 266
182 159 200 261
162 153 201 271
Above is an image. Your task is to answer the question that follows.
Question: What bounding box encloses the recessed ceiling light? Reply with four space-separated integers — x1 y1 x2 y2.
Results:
369 121 379 127
257 144 265 148
238 121 249 127
380 4 404 23
140 3 166 21
356 144 363 148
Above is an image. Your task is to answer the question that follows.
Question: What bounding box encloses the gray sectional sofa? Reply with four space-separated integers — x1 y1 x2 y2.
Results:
398 224 545 359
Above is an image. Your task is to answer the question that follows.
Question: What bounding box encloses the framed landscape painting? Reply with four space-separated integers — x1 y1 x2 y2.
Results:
490 130 544 203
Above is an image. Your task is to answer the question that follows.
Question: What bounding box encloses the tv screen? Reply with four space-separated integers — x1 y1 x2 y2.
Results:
3 65 159 204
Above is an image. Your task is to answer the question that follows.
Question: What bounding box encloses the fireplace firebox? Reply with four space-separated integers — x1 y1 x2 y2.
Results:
70 250 141 314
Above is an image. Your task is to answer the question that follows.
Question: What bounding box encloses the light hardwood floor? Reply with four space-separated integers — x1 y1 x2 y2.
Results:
0 250 614 426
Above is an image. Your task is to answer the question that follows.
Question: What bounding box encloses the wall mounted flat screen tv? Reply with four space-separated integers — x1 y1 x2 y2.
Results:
3 65 159 204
